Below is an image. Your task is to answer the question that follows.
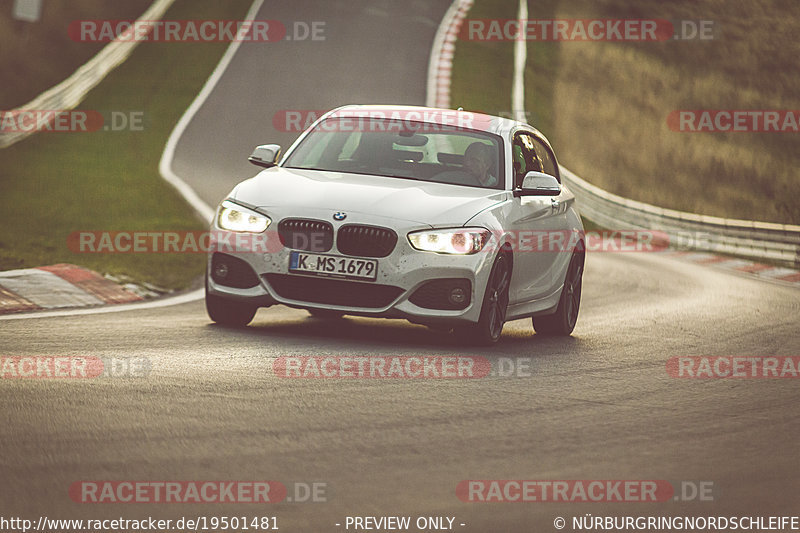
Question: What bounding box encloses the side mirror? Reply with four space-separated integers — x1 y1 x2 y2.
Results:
517 171 561 196
248 144 282 168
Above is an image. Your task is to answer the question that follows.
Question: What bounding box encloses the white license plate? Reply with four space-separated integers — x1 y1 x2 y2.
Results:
289 251 378 281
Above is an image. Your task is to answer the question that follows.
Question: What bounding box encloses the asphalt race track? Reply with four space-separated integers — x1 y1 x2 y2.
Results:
2 1 799 531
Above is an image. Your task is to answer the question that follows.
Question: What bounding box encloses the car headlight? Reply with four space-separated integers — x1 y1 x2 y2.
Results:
408 228 491 255
216 201 270 233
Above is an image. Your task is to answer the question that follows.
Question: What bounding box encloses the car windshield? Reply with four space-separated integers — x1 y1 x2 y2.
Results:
283 116 504 189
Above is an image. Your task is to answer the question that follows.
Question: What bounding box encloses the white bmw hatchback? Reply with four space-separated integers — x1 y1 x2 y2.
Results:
206 105 585 344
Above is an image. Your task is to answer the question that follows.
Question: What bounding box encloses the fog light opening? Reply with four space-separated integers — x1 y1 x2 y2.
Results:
449 287 467 305
213 262 229 279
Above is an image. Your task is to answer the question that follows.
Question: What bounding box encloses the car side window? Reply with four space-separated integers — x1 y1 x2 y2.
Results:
512 133 542 189
532 137 559 181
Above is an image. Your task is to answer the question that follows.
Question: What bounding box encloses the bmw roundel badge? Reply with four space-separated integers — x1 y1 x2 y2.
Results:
333 212 347 221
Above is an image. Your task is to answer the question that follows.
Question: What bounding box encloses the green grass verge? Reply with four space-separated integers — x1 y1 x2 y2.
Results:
450 0 516 116
549 0 800 225
0 0 152 109
450 0 800 225
451 0 560 139
0 0 253 290
520 0 560 144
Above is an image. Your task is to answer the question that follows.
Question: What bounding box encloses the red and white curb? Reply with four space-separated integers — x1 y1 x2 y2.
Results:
426 0 473 109
0 264 144 315
658 251 800 288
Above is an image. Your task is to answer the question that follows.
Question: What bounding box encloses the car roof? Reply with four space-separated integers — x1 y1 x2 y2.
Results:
323 104 541 138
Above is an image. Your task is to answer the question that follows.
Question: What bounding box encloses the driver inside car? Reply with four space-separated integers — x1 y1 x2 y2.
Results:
434 141 498 187
463 141 497 187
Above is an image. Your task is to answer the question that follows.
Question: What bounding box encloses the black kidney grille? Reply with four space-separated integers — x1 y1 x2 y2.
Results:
336 225 398 258
278 219 333 252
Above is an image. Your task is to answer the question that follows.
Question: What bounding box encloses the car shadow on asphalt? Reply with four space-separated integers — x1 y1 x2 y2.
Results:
205 312 586 356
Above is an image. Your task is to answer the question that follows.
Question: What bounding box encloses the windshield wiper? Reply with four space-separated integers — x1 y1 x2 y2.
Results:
380 174 421 181
285 166 423 182
284 166 330 171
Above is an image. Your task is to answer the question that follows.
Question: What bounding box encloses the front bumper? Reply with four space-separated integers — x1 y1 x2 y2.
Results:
206 210 497 325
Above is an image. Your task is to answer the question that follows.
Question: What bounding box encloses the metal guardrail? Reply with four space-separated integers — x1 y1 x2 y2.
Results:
0 0 175 149
470 0 800 270
561 166 800 268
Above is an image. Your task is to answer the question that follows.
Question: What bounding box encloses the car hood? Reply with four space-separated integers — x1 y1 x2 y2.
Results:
230 167 508 226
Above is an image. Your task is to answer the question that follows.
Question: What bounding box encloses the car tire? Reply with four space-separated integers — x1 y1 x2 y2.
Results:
456 252 511 345
532 246 584 336
205 281 257 327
